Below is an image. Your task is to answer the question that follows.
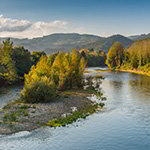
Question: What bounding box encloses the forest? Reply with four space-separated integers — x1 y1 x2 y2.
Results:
79 48 107 67
1 37 150 88
0 39 106 87
0 39 88 103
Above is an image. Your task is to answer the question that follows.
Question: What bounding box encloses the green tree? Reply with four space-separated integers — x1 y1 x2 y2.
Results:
2 39 17 82
12 46 32 76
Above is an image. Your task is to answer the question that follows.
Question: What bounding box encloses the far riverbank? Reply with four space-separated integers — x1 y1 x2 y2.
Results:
116 68 150 77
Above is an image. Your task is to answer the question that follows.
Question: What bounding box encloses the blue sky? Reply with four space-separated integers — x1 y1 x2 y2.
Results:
0 0 150 38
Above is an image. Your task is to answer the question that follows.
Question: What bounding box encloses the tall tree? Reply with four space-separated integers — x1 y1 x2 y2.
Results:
2 39 17 82
107 42 124 68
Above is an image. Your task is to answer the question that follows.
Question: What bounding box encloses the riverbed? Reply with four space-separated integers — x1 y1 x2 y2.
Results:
0 68 150 150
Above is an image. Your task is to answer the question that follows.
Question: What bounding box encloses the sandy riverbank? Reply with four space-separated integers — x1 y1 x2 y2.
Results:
0 89 103 135
116 69 150 77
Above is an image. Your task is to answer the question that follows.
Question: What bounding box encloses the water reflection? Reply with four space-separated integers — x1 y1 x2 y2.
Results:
129 75 150 94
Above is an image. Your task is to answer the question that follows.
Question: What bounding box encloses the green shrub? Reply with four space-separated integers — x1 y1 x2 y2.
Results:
21 80 57 103
3 112 20 122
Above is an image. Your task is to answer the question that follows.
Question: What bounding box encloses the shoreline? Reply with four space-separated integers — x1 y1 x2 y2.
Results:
84 68 110 73
116 69 150 77
0 89 104 135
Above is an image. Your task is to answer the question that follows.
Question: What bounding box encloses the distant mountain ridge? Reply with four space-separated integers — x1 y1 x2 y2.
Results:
0 33 133 54
128 33 150 40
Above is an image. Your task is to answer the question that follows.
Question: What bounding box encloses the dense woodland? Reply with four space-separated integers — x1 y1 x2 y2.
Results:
0 39 88 102
1 37 150 102
0 39 106 86
79 48 107 67
107 39 150 73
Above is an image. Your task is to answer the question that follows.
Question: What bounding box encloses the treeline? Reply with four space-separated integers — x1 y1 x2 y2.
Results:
107 39 150 73
0 39 106 87
0 39 46 85
79 49 107 67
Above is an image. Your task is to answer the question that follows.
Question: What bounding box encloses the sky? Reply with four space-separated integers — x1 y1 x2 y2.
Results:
0 0 150 39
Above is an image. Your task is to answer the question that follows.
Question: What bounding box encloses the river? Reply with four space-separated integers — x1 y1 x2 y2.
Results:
0 85 23 109
0 68 150 150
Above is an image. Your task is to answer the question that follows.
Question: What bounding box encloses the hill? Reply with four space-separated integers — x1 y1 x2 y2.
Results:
128 33 150 41
0 33 132 54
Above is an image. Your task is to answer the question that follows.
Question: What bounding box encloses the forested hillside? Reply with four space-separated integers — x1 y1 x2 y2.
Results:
0 33 132 54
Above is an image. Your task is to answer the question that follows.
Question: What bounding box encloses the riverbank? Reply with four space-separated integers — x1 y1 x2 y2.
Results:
116 68 150 77
0 89 104 135
84 67 110 73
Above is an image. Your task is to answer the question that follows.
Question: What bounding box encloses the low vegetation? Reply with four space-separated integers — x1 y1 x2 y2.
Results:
3 104 33 123
45 103 101 127
21 80 57 103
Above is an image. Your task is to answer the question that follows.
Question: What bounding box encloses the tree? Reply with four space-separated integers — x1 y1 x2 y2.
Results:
107 42 124 68
2 39 17 82
12 46 32 76
0 39 34 84
80 51 86 58
89 48 94 52
127 39 150 68
31 51 46 65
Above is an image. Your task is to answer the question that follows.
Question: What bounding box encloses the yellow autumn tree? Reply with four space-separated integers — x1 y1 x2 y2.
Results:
21 50 87 103
107 42 124 68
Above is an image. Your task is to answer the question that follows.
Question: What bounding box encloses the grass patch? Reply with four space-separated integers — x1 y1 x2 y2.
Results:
3 103 31 123
3 109 29 123
19 105 30 109
61 88 94 97
3 112 20 122
45 103 103 127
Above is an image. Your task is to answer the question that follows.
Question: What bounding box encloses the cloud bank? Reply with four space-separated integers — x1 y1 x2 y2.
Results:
0 15 85 39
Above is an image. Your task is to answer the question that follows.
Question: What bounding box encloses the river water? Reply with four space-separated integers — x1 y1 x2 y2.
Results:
0 68 150 150
0 85 23 109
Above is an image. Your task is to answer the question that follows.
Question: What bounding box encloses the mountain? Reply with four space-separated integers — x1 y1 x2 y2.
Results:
128 33 150 41
0 33 132 54
100 34 132 51
79 34 132 51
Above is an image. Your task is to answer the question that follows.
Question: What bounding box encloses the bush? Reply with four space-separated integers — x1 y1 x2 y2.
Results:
21 80 57 103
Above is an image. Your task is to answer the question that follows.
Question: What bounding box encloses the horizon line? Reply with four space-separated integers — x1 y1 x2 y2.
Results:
0 32 149 40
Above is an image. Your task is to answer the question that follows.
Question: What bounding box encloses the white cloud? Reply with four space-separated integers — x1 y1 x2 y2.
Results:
0 15 32 32
0 15 85 39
